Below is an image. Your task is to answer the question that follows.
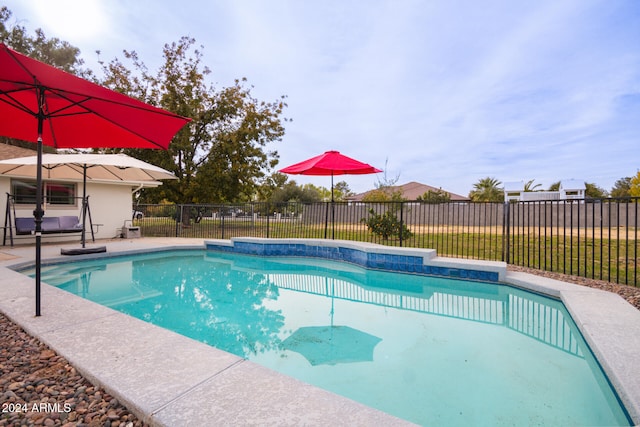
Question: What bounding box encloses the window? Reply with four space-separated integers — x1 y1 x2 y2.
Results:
47 183 76 205
11 180 77 206
11 180 38 204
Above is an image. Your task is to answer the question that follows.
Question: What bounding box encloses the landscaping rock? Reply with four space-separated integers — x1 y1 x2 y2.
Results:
0 313 147 427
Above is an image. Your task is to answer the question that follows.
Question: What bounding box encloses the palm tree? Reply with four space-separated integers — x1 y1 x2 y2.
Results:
469 177 503 202
524 179 542 192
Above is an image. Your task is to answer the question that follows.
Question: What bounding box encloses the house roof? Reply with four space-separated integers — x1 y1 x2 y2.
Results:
0 143 37 160
347 181 469 201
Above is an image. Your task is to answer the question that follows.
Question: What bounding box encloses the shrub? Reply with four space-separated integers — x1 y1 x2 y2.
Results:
362 208 412 240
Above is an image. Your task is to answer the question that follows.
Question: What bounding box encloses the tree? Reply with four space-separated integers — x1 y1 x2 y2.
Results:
416 188 451 203
611 177 632 198
585 182 608 198
269 181 321 204
100 37 288 207
524 179 542 192
359 159 410 239
546 180 608 198
469 177 503 202
362 161 403 202
362 209 412 240
630 171 640 198
255 172 288 201
332 181 354 201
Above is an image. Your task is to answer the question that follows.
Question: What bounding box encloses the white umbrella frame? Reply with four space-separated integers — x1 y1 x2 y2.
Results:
0 153 177 247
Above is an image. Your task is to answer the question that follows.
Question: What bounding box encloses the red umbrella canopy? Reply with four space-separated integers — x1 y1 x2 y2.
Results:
0 43 190 148
280 150 382 176
0 43 191 317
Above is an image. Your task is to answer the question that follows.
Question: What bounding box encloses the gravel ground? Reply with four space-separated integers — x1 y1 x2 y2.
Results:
1 268 638 426
0 313 146 427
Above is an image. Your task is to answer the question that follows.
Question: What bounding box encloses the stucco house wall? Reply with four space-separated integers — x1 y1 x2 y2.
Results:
1 177 141 245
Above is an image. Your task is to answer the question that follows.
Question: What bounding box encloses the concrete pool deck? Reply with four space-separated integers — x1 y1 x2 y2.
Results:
0 237 639 426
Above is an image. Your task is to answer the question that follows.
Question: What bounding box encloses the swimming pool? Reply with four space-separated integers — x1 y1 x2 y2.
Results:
26 247 631 426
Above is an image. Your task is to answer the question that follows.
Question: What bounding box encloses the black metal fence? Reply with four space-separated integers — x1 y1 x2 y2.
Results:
133 198 639 286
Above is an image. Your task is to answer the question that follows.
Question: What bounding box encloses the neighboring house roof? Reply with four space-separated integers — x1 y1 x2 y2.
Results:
347 181 469 201
0 143 37 160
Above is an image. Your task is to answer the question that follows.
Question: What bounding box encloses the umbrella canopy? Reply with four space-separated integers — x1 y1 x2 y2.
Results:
0 43 191 316
0 153 177 183
0 43 189 149
279 150 381 202
282 325 382 366
279 150 382 177
280 150 381 239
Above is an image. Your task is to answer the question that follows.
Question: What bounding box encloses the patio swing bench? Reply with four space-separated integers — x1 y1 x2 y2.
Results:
3 194 99 247
14 216 84 235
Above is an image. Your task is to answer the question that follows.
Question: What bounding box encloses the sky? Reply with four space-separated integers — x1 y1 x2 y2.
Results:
3 0 640 196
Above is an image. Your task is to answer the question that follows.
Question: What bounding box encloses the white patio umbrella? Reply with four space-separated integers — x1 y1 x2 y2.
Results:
0 153 176 247
0 153 177 182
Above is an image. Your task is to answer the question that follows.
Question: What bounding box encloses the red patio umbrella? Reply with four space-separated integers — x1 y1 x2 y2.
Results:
280 150 381 202
280 150 381 239
0 43 191 316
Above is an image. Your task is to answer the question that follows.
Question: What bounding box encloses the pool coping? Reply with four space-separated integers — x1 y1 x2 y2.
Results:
0 237 639 426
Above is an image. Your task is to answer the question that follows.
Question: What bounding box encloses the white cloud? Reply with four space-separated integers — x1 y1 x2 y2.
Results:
23 0 110 44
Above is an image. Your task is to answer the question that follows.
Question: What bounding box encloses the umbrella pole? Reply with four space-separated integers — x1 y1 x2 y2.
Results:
331 172 334 203
81 165 87 248
34 104 44 316
331 172 335 240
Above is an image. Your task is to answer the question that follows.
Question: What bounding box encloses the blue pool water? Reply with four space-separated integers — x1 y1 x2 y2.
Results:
28 250 630 426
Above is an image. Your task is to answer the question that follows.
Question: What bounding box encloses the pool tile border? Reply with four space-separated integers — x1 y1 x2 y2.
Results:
205 237 506 282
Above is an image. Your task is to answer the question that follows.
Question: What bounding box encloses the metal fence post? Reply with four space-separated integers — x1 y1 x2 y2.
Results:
266 202 270 238
324 202 329 239
503 202 510 263
399 202 404 247
221 207 225 240
175 204 182 237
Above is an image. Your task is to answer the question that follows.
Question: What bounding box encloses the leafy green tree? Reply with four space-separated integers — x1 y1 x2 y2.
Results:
100 37 288 207
547 180 606 198
361 189 396 202
333 181 353 201
359 160 410 238
416 188 451 203
362 209 412 240
630 171 640 198
255 172 288 201
469 177 503 202
585 182 608 198
548 181 560 191
611 177 632 198
269 181 321 204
